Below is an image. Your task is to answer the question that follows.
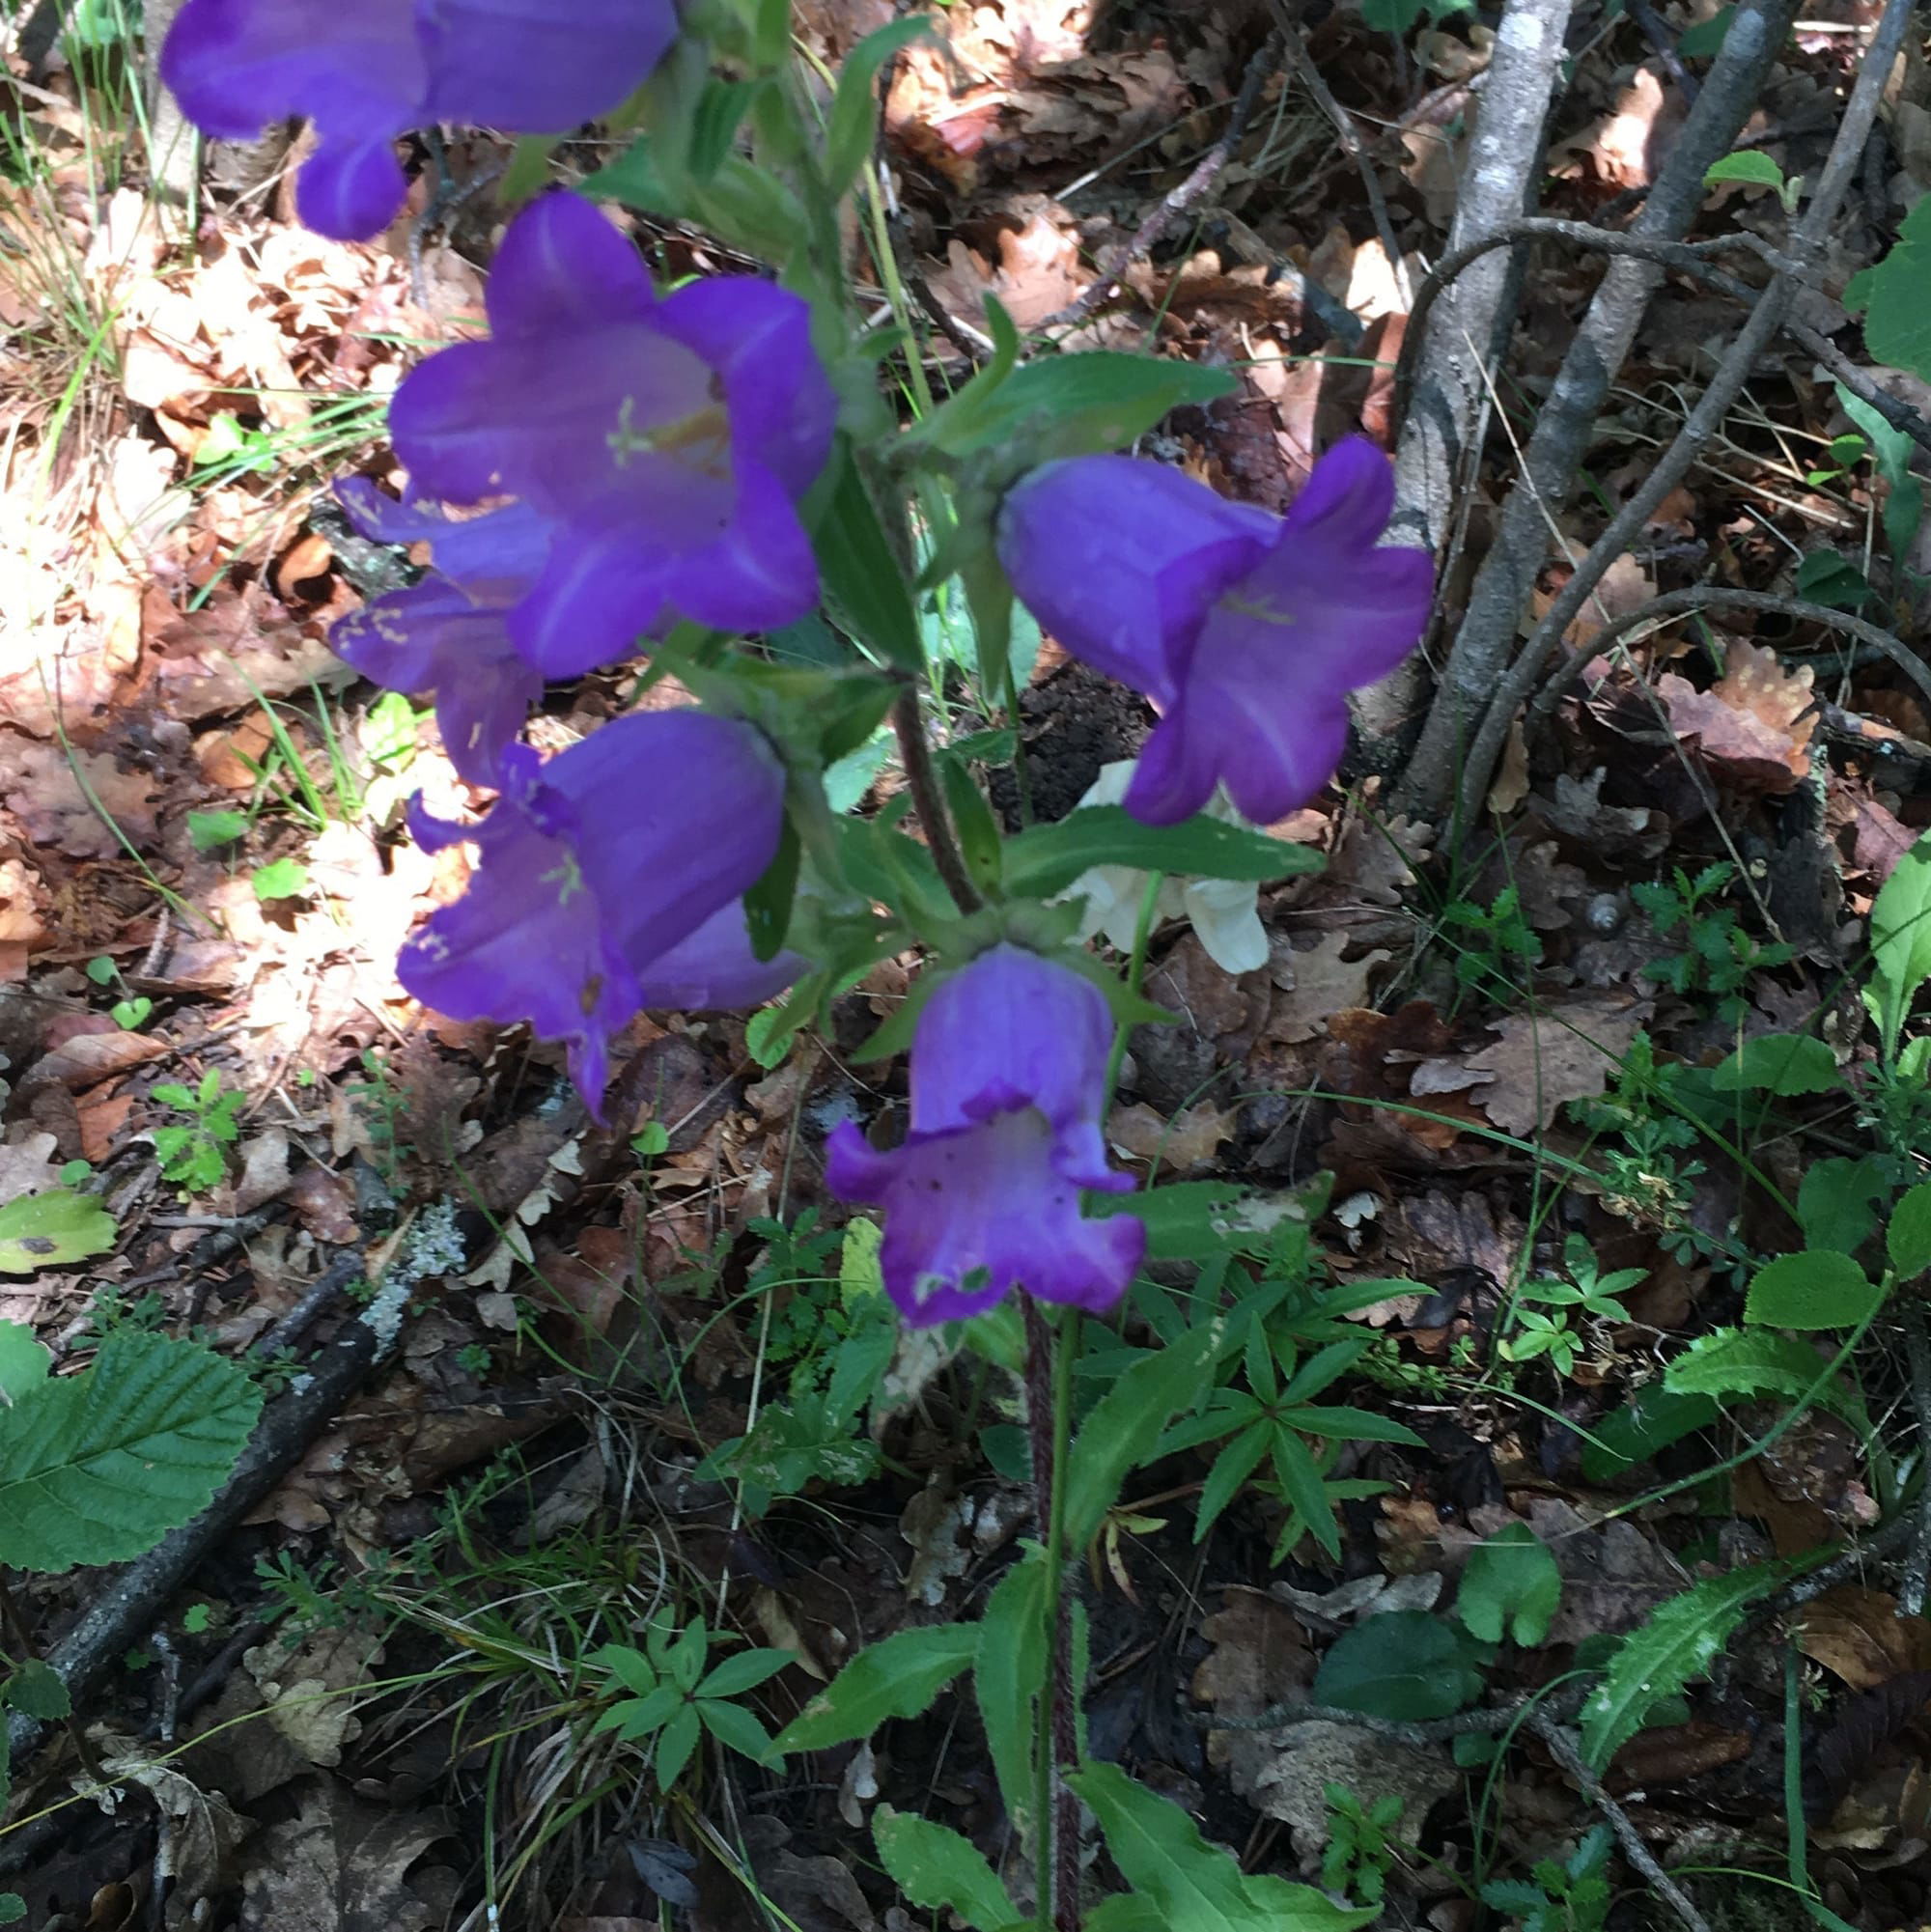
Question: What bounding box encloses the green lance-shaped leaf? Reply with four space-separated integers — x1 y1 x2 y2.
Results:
1063 1322 1223 1549
1663 1327 1870 1431
771 1622 979 1753
1865 826 1931 1061
873 1806 1018 1932
1743 1250 1882 1330
0 1190 116 1276
974 1553 1049 1830
0 1330 263 1573
1004 805 1323 900
1579 1557 1824 1770
1859 195 1931 393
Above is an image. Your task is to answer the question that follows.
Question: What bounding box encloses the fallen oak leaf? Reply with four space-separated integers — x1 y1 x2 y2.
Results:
1464 994 1651 1136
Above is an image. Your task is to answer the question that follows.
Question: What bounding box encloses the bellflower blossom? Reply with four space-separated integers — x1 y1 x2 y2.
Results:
826 945 1145 1326
401 710 791 1110
996 438 1433 827
160 0 678 239
328 480 552 784
388 192 837 677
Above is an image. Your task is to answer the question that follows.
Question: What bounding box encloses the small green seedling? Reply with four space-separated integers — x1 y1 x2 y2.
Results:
1703 150 1802 215
86 955 152 1030
151 1071 246 1194
1320 1783 1405 1907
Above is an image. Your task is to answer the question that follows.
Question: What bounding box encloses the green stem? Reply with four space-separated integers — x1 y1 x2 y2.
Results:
1027 1299 1080 1932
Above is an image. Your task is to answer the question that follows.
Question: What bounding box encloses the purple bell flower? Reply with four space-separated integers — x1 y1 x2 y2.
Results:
826 944 1145 1326
387 192 837 676
400 710 787 1111
996 438 1434 827
159 0 678 239
328 482 556 783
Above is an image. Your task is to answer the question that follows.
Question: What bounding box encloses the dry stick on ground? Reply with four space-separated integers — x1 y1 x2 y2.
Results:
1448 0 1919 827
1366 0 1574 760
1042 33 1285 331
1390 0 1806 818
1392 215 1931 459
1529 585 1931 731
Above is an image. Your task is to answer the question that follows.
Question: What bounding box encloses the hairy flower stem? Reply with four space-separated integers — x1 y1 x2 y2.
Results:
891 686 984 915
1024 1299 1081 1932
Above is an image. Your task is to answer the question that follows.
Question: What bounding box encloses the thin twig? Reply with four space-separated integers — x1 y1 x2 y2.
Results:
1902 1304 1931 1616
1448 0 1917 826
1268 2 1411 309
1526 1710 1713 1932
1391 0 1808 815
1044 32 1285 331
890 687 983 916
1391 215 1931 460
1529 586 1931 730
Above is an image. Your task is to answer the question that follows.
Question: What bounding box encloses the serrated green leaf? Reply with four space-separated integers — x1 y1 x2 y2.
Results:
1709 1033 1838 1096
1889 1181 1931 1279
1580 1558 1819 1770
874 1806 1018 1931
0 1330 262 1573
1239 1874 1380 1931
1799 1156 1890 1255
2 1660 69 1721
1065 1322 1223 1549
1664 1326 1865 1428
1005 806 1322 899
1312 1610 1487 1721
655 1702 701 1790
1457 1523 1562 1646
696 1648 794 1698
1866 826 1931 1059
0 1190 116 1275
772 1623 978 1752
1744 1250 1881 1330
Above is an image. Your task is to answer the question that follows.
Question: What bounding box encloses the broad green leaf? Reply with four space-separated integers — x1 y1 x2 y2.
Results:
0 1190 116 1275
1861 195 1931 391
1064 1323 1223 1549
824 19 933 195
1310 1610 1487 1722
1709 1033 1838 1096
2 1660 69 1721
1085 1902 1165 1932
1580 1558 1821 1770
1457 1524 1562 1646
0 1894 20 1925
1579 1383 1718 1482
696 1648 794 1698
873 1806 1018 1932
1703 151 1785 192
1866 826 1931 1059
697 1696 777 1763
1067 1760 1260 1927
975 1554 1049 1829
1799 1156 1890 1255
185 808 247 853
772 1623 978 1752
1744 1250 1881 1330
251 857 308 902
1006 806 1321 899
0 1320 50 1400
0 1330 262 1573
1664 1327 1867 1429
1239 1874 1380 1931
918 355 1237 465
1677 4 1736 56
655 1702 701 1790
1889 1181 1931 1279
